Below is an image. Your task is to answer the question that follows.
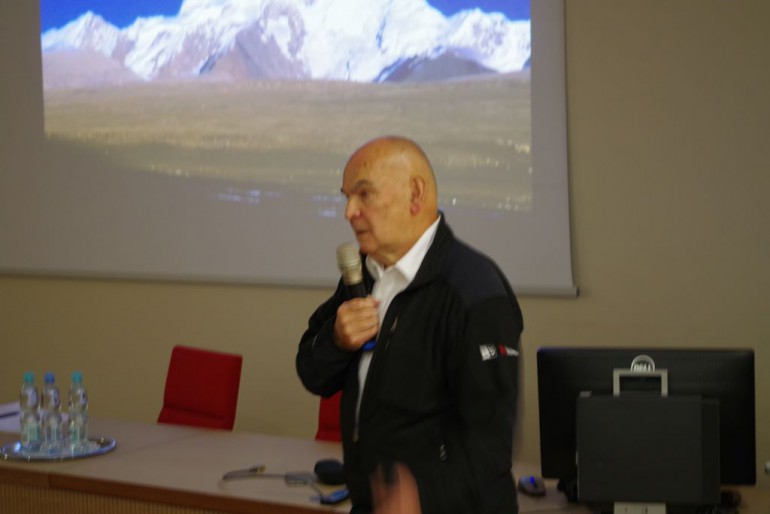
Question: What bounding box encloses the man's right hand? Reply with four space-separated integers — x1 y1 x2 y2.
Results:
372 462 422 514
334 296 380 351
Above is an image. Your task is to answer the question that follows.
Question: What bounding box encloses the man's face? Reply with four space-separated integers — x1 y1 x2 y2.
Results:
341 154 412 267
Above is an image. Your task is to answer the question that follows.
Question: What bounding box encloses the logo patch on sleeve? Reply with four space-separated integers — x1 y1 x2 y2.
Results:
498 344 519 358
479 344 498 361
480 343 519 361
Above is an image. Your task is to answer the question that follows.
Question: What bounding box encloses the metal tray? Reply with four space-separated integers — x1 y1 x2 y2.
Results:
0 437 116 462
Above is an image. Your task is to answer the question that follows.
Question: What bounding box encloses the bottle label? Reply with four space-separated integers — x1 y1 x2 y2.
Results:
21 423 40 447
23 389 38 406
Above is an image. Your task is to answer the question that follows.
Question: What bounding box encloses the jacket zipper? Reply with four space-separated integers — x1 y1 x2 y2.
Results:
352 315 399 443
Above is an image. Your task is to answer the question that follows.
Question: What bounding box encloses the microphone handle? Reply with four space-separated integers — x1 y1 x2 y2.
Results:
342 281 376 351
344 281 367 299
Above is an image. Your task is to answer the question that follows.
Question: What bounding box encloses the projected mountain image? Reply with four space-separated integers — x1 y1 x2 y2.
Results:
40 0 532 212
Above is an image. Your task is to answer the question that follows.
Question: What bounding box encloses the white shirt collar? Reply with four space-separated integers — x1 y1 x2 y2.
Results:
365 216 440 284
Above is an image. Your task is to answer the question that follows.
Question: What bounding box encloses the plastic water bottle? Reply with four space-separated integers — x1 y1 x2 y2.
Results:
19 372 41 452
40 372 64 454
67 371 89 454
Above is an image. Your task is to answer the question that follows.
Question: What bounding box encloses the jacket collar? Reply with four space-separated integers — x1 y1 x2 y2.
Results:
407 213 454 289
361 212 453 293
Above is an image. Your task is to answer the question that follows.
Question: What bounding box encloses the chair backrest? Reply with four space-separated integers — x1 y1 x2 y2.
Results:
157 345 243 430
315 391 342 442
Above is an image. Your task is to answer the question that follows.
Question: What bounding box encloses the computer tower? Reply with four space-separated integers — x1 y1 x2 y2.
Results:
576 394 720 507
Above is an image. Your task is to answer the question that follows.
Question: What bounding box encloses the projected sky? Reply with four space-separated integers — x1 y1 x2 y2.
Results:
40 0 529 31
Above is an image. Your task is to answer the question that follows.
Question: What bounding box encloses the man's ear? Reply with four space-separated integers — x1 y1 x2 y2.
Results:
409 176 426 214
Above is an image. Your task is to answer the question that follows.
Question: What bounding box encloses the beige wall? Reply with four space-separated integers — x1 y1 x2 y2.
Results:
1 0 768 487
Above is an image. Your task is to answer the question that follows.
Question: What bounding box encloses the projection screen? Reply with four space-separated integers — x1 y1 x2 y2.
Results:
0 0 574 296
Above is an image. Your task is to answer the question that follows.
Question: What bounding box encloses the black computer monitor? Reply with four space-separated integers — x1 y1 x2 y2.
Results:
536 347 756 492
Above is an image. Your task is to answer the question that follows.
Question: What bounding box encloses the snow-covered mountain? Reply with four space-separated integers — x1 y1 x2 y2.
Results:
40 0 530 85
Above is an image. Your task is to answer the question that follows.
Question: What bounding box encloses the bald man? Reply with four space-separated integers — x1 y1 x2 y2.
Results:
296 136 523 514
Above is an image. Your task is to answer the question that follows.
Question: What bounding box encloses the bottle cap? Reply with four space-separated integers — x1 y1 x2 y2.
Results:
44 372 55 383
72 371 83 383
23 371 34 383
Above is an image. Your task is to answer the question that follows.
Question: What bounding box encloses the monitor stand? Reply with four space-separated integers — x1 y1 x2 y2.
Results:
614 502 665 514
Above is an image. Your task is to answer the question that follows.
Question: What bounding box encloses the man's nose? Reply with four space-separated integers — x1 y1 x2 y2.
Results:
344 198 358 221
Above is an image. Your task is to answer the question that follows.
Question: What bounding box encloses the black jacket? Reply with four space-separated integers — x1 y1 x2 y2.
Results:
296 217 523 514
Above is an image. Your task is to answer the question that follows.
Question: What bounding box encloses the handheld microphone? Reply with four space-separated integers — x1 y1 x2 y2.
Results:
336 242 367 299
335 242 376 351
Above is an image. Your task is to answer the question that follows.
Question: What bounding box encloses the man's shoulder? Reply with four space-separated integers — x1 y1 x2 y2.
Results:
437 239 512 304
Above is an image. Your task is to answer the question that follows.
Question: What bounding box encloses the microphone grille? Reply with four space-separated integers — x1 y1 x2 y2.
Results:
336 242 362 285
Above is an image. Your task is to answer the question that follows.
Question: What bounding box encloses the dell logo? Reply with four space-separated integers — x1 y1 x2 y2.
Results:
630 354 656 372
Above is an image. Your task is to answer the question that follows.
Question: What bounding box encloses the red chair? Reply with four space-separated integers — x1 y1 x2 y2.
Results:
315 390 342 442
158 345 243 430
